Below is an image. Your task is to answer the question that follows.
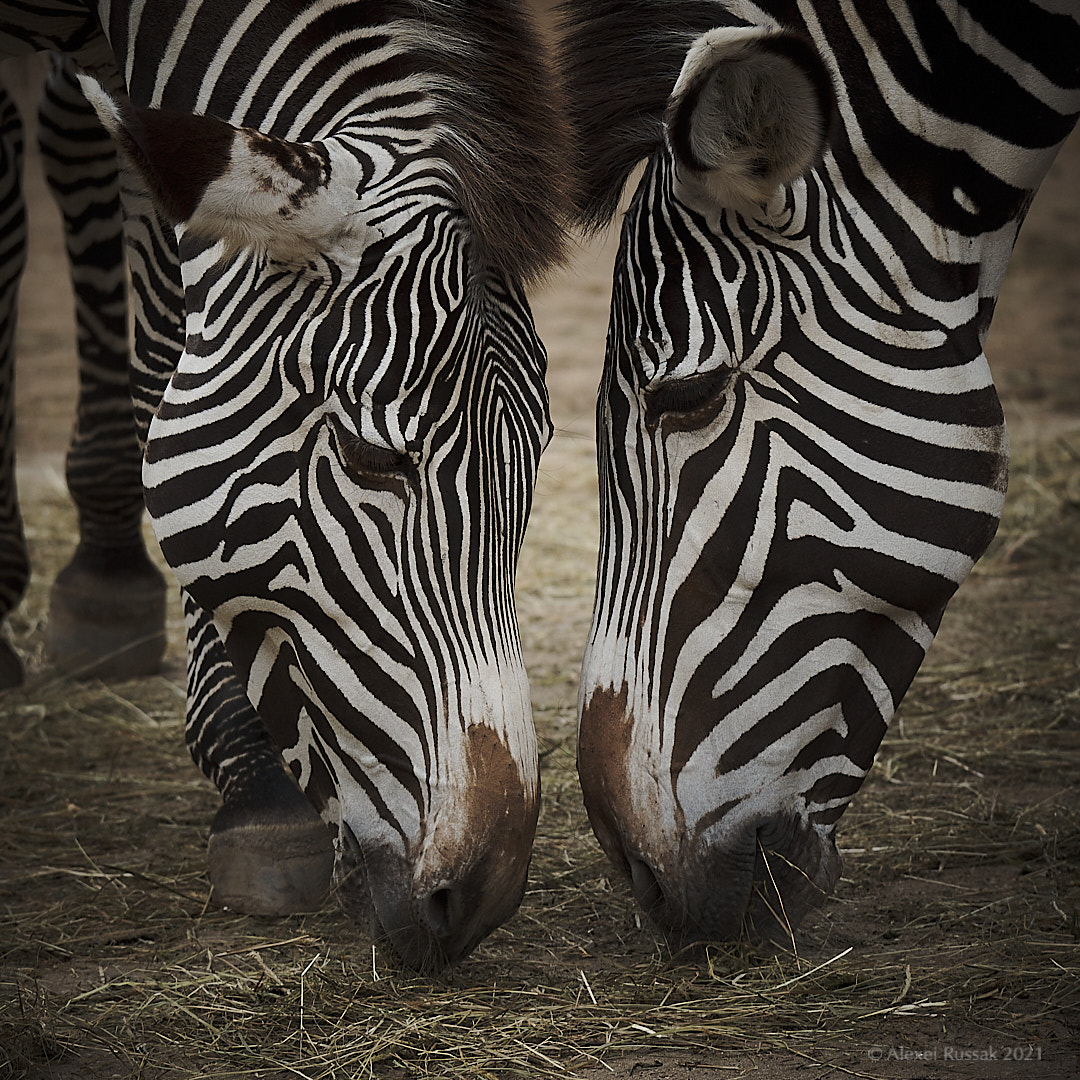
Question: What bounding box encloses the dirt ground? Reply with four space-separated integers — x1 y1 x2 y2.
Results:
1 52 1078 1080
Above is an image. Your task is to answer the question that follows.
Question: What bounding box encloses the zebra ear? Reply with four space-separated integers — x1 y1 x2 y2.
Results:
77 76 370 264
666 26 834 213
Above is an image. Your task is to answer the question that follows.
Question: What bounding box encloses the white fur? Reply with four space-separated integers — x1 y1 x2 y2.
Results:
77 74 377 266
75 72 125 134
191 134 375 265
669 26 828 215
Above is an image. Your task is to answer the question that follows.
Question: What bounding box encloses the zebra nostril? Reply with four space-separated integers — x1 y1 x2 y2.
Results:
340 822 362 855
420 885 460 940
628 856 666 918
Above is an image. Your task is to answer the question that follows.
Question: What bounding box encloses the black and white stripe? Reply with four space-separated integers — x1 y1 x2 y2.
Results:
0 74 28 688
563 0 1080 947
0 53 164 686
2 1 572 970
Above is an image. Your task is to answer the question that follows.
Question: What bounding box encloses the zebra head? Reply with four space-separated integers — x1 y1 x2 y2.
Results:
564 2 1073 950
78 5 571 970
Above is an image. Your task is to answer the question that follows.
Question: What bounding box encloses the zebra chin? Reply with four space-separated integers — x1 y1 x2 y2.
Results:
619 815 842 952
332 821 535 973
589 803 841 952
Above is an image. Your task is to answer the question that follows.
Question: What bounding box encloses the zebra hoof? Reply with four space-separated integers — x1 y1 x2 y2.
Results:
46 542 167 679
0 636 24 689
208 784 333 915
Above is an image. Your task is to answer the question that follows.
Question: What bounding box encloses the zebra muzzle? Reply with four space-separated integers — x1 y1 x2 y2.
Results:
332 781 537 974
624 814 842 953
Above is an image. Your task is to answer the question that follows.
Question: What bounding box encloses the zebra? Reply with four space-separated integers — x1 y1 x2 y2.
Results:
0 54 166 690
561 0 1080 950
2 1 572 971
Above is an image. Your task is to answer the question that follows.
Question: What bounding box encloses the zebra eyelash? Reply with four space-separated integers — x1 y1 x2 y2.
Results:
644 366 734 424
328 415 410 482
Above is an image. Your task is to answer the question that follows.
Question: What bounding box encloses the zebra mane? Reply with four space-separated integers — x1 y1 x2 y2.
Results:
558 0 746 233
401 0 574 286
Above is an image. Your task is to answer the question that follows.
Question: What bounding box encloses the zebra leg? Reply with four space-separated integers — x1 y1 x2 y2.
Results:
123 202 332 911
106 117 331 911
183 594 333 913
0 84 29 689
36 56 166 679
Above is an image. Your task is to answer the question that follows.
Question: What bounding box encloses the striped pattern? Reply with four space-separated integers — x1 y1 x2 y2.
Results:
0 54 154 694
564 0 1080 946
0 79 28 634
2 1 571 969
37 55 144 550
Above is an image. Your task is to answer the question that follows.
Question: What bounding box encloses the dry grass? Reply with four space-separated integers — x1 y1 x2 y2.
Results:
1 431 1079 1079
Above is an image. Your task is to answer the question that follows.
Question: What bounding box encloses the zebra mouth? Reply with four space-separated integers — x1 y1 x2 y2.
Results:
332 826 448 972
331 824 517 973
743 816 842 946
622 813 841 952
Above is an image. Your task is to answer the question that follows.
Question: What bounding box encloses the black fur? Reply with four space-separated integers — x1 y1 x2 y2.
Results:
115 104 234 224
406 0 575 285
558 0 752 232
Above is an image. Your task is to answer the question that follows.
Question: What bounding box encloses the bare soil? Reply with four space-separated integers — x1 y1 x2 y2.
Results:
2 52 1078 1080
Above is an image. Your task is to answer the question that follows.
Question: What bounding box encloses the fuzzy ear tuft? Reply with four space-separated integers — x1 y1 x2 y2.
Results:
77 75 371 264
666 26 835 214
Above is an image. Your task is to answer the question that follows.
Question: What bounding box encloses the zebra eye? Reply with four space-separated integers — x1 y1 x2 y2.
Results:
329 416 409 480
645 366 733 423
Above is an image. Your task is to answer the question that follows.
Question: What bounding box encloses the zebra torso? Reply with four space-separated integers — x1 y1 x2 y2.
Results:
564 0 1080 946
1 0 570 969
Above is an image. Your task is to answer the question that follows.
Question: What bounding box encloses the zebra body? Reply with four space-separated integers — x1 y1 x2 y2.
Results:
0 54 164 687
2 1 571 969
563 1 1079 946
